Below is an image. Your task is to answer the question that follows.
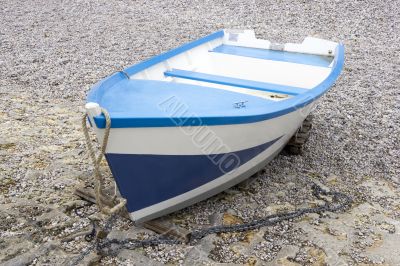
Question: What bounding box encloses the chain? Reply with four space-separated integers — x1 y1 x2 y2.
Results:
69 182 352 265
189 183 351 241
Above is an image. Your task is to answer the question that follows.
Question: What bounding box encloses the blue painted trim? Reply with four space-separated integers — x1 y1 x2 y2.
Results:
106 135 282 212
87 71 127 104
164 69 307 96
212 45 333 67
124 31 224 77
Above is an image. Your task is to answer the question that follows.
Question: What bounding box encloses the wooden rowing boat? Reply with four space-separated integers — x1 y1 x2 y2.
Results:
85 29 344 222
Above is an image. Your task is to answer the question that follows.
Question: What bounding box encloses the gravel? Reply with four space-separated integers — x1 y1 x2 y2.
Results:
1 0 399 265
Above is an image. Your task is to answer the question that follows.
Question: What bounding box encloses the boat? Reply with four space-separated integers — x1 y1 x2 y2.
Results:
84 29 344 223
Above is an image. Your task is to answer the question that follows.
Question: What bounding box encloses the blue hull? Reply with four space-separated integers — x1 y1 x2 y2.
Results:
105 136 282 213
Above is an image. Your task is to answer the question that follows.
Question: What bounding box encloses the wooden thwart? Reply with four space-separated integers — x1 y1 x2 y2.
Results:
74 186 190 243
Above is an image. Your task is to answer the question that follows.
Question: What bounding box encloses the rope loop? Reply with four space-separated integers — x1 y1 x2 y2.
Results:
82 108 126 215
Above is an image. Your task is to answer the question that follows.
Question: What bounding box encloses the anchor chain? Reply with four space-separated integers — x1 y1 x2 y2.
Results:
69 182 352 265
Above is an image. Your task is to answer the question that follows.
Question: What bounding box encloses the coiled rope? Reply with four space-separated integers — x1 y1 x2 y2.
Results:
82 108 126 215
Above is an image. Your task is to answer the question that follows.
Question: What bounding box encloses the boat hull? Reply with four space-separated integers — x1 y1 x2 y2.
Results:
98 104 313 223
126 144 283 223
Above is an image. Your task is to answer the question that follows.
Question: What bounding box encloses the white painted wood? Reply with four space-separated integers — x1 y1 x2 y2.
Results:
173 77 289 101
130 40 222 80
223 29 272 49
222 29 338 57
129 32 337 93
192 53 331 89
90 103 314 155
285 37 338 56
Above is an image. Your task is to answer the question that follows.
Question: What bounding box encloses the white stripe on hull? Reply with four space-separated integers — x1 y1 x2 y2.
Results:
93 105 314 155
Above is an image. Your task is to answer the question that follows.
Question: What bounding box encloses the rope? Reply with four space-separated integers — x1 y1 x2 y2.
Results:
82 108 127 215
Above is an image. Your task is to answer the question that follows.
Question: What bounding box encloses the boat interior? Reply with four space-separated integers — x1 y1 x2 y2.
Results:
87 30 343 127
127 30 339 101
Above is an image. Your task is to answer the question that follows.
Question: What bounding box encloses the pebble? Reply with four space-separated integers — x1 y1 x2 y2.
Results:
1 0 399 264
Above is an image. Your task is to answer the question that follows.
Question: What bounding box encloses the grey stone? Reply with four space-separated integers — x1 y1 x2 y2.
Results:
1 0 400 264
118 249 164 266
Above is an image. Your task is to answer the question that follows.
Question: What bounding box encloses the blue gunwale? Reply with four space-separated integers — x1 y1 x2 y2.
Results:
87 31 344 128
164 69 307 96
124 30 224 77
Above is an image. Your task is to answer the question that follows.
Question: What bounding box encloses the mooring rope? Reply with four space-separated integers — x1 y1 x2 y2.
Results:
82 108 127 215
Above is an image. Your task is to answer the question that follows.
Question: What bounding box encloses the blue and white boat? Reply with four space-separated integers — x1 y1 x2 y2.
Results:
85 29 344 223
